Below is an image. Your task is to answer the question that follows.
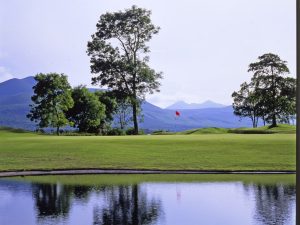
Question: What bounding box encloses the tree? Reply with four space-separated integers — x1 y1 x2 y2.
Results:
87 5 163 134
232 53 296 128
114 96 133 130
232 81 262 128
66 86 106 133
27 73 74 135
94 91 118 134
248 53 290 127
275 77 296 124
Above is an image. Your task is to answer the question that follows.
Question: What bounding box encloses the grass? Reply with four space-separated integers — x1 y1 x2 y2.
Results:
9 174 295 186
0 125 295 172
179 127 229 134
229 124 296 134
152 124 296 135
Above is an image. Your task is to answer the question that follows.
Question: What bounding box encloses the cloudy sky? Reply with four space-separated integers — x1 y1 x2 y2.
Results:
0 0 296 108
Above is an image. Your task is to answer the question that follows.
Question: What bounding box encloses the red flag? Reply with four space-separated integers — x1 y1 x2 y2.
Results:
175 111 180 116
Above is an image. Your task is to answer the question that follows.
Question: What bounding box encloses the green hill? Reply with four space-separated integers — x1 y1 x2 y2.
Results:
153 124 296 135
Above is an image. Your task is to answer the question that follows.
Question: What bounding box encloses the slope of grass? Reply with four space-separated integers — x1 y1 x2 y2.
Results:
229 124 296 134
179 127 229 134
0 128 295 172
175 124 296 135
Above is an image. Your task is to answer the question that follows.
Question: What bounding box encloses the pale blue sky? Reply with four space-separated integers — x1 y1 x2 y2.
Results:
0 0 296 108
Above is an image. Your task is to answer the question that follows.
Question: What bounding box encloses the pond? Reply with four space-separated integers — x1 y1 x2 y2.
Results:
0 174 295 225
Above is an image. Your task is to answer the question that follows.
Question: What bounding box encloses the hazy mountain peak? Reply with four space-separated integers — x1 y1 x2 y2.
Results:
0 76 35 96
166 100 226 110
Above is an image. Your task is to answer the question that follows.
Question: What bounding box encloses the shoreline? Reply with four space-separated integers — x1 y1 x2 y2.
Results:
0 169 296 178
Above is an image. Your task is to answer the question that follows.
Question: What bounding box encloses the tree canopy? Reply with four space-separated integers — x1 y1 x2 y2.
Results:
87 5 162 134
27 73 74 135
66 86 106 133
232 53 296 127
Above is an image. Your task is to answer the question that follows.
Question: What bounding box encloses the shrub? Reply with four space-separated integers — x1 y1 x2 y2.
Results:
107 128 126 136
126 127 144 135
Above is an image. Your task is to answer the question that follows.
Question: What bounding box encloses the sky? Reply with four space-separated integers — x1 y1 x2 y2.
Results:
0 0 296 108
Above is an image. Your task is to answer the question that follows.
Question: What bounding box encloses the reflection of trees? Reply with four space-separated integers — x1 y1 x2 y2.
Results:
245 183 295 225
32 183 74 217
32 183 95 221
31 182 163 225
93 184 163 225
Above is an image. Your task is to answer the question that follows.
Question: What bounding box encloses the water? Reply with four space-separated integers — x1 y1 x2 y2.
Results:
0 175 295 225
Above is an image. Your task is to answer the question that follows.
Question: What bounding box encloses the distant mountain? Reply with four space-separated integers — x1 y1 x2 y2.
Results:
0 76 35 96
0 76 254 131
0 76 35 130
166 100 227 110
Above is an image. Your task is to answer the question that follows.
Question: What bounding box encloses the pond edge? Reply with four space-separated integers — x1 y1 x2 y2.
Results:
0 169 296 178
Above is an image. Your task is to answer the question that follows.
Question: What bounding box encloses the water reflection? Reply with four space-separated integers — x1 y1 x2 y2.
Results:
93 185 162 225
244 183 296 225
32 184 72 217
0 175 295 225
30 182 162 225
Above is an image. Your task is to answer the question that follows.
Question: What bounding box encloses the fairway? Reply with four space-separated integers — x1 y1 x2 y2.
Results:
0 129 295 172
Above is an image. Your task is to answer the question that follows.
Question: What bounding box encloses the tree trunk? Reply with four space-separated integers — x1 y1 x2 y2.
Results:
255 117 258 128
251 117 255 128
132 100 139 135
119 115 124 130
56 126 60 136
271 114 277 127
270 66 277 128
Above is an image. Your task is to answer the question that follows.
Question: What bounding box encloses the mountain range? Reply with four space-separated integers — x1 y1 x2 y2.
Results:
166 100 226 110
0 76 254 131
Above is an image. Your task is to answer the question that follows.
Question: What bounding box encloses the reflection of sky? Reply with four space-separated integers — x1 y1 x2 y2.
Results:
0 189 35 225
0 180 296 225
68 192 105 225
143 182 254 225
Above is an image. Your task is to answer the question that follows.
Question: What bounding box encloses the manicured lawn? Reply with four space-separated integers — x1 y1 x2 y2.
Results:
0 129 295 171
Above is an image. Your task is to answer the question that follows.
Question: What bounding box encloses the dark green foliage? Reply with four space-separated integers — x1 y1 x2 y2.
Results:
107 128 126 136
94 91 118 134
126 127 144 135
232 53 296 127
248 53 294 127
27 73 74 135
232 81 263 128
87 5 163 134
66 86 106 133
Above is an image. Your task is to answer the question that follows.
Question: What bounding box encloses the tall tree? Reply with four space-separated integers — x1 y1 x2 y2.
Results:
87 5 163 134
66 86 106 133
27 73 74 135
248 53 290 127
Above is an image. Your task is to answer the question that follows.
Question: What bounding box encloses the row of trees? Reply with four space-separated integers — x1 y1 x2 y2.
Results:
27 73 133 135
28 6 162 135
232 53 296 128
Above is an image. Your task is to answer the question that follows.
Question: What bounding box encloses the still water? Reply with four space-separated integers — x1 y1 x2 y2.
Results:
0 174 295 225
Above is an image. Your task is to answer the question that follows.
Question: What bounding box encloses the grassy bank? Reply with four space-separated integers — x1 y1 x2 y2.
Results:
0 127 295 172
11 174 295 186
151 124 296 135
